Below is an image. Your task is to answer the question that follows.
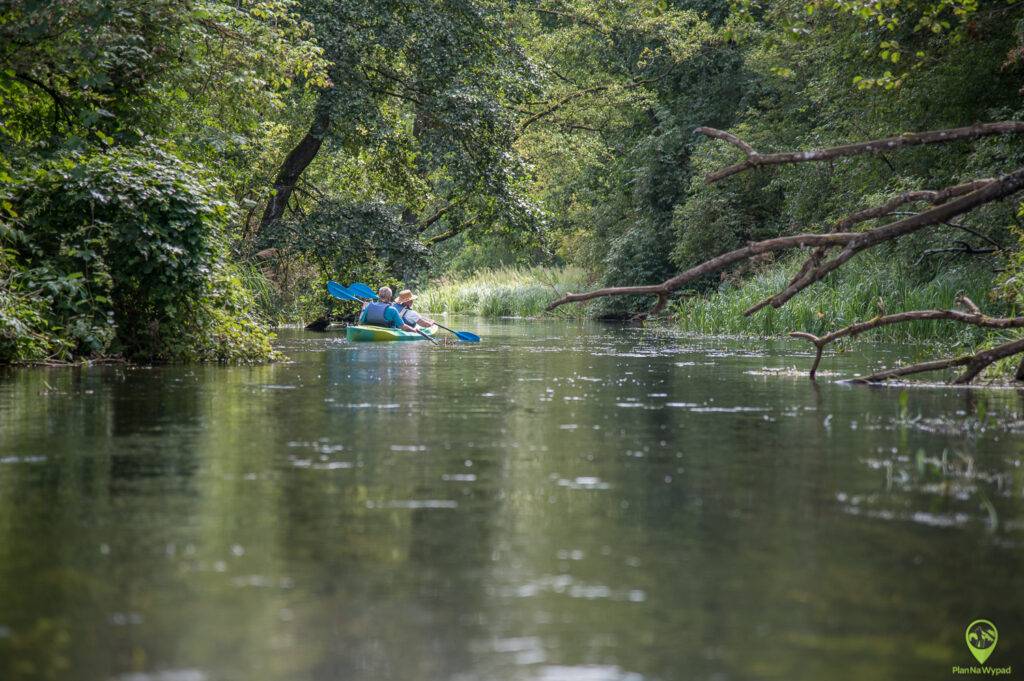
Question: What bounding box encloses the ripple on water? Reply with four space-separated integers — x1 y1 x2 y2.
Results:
556 476 609 490
474 636 547 665
532 666 644 681
287 440 344 454
501 574 644 603
288 456 353 470
332 402 401 409
688 406 766 413
114 671 207 681
0 455 46 464
366 500 458 509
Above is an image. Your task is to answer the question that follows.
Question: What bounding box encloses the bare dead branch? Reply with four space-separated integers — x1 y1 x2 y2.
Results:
632 293 670 322
695 122 1024 183
835 180 994 229
953 337 1024 384
749 170 1024 313
789 297 1024 382
545 231 860 311
847 337 1024 385
915 242 997 264
889 211 1005 250
743 180 994 316
850 354 976 383
956 294 982 315
547 167 1024 313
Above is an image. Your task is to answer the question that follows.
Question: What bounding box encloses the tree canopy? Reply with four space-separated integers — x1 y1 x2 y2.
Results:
2 0 1023 373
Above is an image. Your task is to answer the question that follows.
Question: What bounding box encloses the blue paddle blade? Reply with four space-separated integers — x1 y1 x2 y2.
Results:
349 282 378 299
326 281 359 301
432 322 481 342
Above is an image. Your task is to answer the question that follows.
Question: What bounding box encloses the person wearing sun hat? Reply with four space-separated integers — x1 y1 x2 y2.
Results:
394 289 436 329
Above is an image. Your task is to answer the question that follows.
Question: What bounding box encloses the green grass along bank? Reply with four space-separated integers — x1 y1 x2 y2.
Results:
421 257 1008 347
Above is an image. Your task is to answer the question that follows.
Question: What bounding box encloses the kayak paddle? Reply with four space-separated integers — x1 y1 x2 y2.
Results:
432 322 480 342
350 282 479 342
327 281 360 302
348 282 379 299
409 326 440 345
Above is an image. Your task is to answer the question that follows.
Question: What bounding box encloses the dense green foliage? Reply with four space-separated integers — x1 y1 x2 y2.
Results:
0 0 322 362
2 146 274 361
510 0 1024 320
3 0 1024 362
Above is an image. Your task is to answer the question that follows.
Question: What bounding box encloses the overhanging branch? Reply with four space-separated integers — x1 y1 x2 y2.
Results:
695 122 1024 184
790 297 1024 379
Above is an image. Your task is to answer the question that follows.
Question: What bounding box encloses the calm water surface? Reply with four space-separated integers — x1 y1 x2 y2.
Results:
1 319 1022 681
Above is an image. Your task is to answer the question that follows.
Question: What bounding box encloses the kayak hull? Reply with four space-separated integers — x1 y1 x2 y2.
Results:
346 324 436 342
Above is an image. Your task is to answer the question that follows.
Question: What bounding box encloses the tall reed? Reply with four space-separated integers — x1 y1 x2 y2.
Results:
673 254 1002 345
420 266 590 317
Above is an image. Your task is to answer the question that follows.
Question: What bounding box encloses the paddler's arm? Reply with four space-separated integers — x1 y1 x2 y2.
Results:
385 306 416 332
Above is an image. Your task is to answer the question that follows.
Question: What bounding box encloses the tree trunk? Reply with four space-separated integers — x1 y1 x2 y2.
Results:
259 95 332 232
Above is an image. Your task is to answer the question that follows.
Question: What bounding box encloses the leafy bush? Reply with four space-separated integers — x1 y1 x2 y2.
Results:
1 145 275 363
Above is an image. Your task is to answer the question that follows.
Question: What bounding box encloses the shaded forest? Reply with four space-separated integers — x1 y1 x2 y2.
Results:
2 0 1024 376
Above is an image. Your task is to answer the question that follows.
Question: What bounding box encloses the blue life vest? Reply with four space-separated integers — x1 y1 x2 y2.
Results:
398 306 420 325
362 301 396 327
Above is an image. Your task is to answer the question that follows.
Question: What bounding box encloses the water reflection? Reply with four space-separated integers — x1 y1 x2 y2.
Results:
1 320 1022 681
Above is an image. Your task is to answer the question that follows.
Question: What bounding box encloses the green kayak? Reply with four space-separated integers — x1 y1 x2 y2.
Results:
346 324 437 342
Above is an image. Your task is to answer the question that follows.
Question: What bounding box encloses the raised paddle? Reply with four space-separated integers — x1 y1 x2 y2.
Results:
350 282 480 342
327 282 438 345
347 282 379 299
327 280 360 302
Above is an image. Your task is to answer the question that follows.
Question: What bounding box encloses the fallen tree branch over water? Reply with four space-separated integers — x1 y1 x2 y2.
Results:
545 121 1024 383
545 170 1023 315
789 296 1024 381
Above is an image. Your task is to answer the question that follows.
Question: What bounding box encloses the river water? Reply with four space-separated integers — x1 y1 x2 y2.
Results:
1 320 1022 681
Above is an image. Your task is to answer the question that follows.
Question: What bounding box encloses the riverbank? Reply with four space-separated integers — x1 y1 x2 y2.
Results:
420 258 1004 342
672 254 1004 344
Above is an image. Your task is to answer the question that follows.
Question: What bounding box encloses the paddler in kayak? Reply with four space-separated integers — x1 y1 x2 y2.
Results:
393 289 437 330
358 286 416 331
